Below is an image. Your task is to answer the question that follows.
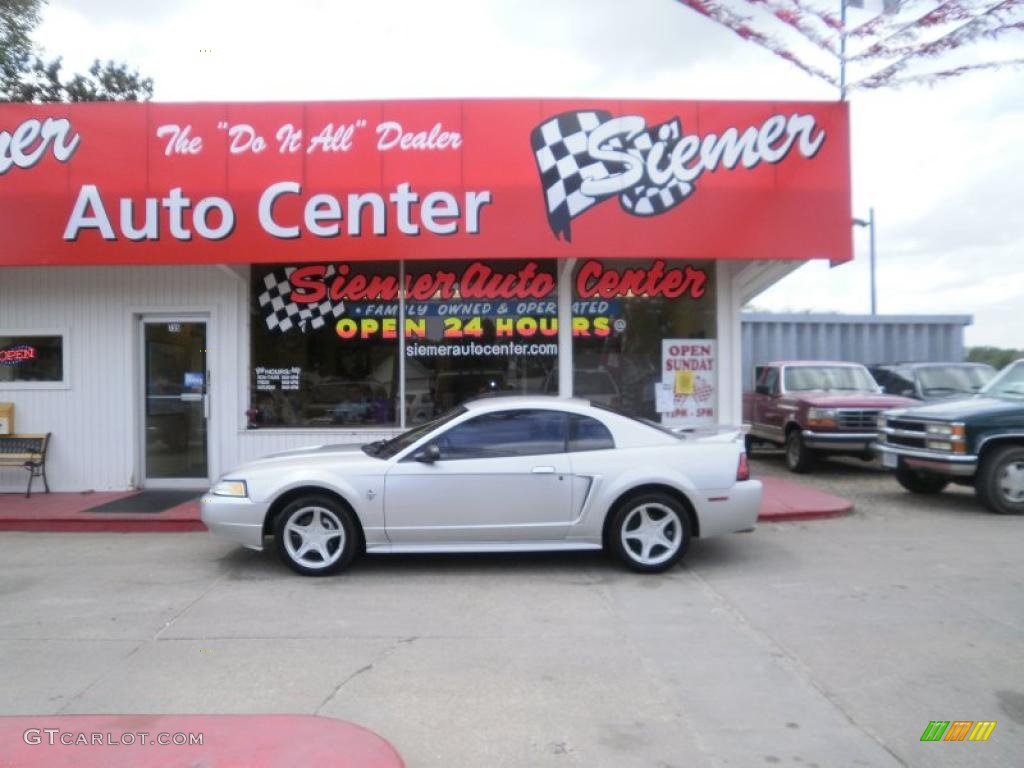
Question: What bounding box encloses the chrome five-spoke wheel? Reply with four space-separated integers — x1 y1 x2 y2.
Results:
611 494 691 573
274 495 358 575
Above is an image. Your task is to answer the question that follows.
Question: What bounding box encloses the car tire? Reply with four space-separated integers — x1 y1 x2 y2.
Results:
610 493 691 574
975 445 1024 515
895 463 948 494
274 494 359 576
785 430 816 474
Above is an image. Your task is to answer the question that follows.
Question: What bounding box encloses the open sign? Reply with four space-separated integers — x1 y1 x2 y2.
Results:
0 344 37 365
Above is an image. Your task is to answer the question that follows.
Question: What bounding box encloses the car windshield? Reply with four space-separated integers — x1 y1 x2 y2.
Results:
362 406 467 459
917 365 994 395
980 361 1024 399
783 365 878 393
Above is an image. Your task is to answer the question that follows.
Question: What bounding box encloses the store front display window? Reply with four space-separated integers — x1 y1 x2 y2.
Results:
251 261 401 428
571 259 715 423
0 333 66 386
250 257 715 429
402 259 558 422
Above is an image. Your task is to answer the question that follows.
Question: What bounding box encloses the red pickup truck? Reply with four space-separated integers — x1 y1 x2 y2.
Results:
743 361 916 473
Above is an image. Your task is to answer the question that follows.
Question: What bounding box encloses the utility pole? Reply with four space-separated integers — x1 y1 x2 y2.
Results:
839 1 848 101
853 208 877 315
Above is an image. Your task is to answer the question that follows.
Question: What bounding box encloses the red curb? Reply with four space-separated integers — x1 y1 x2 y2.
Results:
0 494 207 533
0 520 208 533
0 714 404 768
757 476 853 522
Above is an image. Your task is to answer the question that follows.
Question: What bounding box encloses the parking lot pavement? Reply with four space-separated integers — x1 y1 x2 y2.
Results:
1 460 1021 767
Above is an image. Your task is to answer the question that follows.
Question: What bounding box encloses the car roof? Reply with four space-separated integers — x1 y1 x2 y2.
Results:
871 362 994 369
761 361 867 367
462 394 593 412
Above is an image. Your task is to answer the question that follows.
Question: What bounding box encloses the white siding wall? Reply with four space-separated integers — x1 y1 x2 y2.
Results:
0 265 395 493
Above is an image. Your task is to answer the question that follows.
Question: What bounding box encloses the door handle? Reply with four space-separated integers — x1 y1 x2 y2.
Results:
532 466 556 474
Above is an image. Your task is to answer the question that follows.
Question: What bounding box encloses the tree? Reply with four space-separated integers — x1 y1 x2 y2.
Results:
1 0 152 102
966 346 1023 369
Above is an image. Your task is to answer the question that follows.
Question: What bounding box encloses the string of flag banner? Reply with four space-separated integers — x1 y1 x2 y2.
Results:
674 0 1024 90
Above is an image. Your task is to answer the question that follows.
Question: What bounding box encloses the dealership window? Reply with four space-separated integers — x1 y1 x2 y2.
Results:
249 259 558 428
251 261 401 428
249 258 715 429
0 331 68 389
402 259 557 423
571 259 716 424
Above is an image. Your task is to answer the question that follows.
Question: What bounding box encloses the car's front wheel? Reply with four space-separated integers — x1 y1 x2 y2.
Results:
895 463 949 494
785 430 816 473
610 493 691 573
975 445 1024 515
274 495 359 576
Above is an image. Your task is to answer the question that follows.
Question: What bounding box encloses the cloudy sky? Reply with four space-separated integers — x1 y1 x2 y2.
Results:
35 0 1024 348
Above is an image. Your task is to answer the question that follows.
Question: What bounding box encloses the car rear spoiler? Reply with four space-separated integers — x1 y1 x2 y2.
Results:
670 425 744 443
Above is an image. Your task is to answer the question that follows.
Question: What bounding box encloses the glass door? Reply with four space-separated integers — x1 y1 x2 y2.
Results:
142 319 209 484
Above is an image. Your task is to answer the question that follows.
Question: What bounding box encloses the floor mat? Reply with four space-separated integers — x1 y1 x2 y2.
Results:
82 490 201 514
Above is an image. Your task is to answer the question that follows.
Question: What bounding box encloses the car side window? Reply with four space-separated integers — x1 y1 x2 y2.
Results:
432 410 567 460
889 368 916 396
568 414 615 452
763 367 779 395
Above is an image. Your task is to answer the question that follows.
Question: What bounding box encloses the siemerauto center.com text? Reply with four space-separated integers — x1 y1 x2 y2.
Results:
406 341 558 357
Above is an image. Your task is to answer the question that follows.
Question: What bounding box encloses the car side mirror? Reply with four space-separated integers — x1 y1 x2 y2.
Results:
415 444 441 463
755 384 771 396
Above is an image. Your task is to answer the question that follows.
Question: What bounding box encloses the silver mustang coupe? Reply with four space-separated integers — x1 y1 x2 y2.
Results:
202 396 761 576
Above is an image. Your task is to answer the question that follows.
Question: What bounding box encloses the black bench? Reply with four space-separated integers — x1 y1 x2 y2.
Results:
0 433 51 498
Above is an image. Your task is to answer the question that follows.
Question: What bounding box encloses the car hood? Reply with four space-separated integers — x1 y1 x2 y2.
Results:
225 442 380 476
793 392 916 408
888 396 1023 421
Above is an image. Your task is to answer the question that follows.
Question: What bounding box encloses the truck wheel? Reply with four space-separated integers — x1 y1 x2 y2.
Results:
976 445 1024 515
785 430 816 474
895 464 948 494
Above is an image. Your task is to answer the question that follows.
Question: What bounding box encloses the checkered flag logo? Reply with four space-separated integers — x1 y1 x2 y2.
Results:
530 110 694 241
257 266 345 333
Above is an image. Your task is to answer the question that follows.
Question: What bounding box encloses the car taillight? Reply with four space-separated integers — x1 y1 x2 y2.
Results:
737 452 750 482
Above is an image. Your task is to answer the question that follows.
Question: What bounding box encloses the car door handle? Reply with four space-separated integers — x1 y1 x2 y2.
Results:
532 466 556 474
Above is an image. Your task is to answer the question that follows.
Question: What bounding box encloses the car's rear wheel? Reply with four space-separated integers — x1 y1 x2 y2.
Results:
895 463 949 494
610 493 691 573
975 446 1024 515
785 430 816 473
274 495 358 576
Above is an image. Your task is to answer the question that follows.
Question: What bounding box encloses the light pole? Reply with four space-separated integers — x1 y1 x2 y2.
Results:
853 207 876 315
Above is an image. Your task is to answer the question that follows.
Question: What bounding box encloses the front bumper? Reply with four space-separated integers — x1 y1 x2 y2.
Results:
874 443 978 476
801 430 876 452
200 495 270 550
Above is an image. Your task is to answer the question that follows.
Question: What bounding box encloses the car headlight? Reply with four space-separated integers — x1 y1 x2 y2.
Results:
807 408 838 427
212 478 248 497
925 422 964 438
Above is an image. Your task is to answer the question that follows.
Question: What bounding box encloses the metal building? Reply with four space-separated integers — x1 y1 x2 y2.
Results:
741 313 972 390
